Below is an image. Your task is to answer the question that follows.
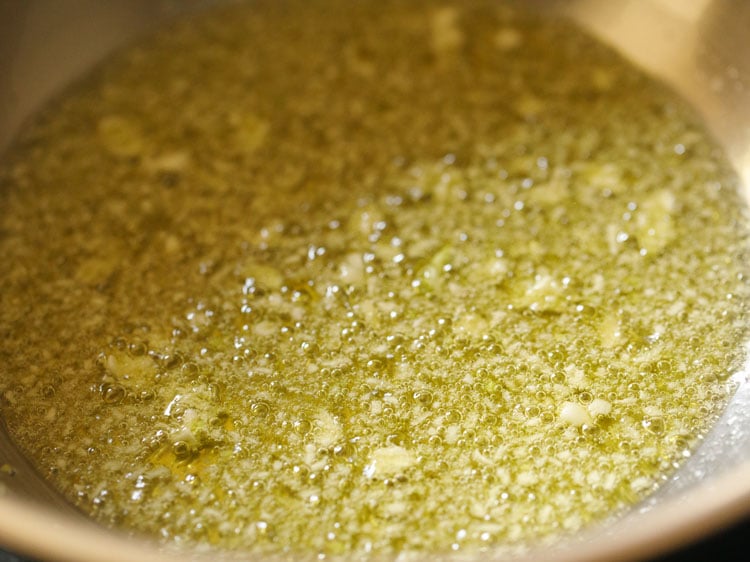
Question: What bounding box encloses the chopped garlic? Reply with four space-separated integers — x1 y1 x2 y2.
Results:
559 402 593 427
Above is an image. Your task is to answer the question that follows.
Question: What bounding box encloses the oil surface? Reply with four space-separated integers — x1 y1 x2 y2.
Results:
1 0 749 559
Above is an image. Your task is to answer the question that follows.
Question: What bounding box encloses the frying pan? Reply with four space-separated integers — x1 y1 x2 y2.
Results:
1 1 749 560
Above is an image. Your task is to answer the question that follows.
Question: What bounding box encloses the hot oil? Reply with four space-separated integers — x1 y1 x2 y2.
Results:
0 0 749 559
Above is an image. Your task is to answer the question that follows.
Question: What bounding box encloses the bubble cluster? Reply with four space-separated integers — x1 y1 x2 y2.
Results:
1 0 749 560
